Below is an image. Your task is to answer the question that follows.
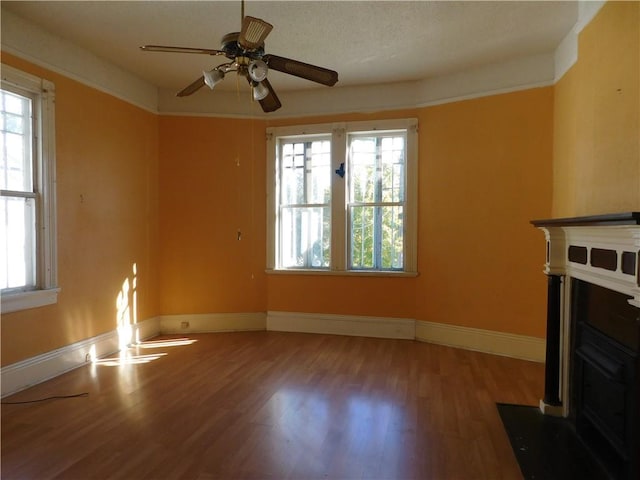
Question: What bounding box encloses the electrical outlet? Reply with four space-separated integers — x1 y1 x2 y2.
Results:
85 353 91 362
181 321 190 329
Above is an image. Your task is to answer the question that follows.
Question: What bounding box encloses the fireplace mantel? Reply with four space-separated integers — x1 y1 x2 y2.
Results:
532 212 639 479
531 212 639 413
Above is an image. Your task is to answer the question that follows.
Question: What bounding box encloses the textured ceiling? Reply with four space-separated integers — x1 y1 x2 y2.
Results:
2 1 578 94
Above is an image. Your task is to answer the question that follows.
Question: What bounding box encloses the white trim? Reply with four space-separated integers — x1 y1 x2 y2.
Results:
1 311 547 397
265 268 418 277
0 316 161 398
267 311 416 340
1 288 60 314
539 399 564 417
159 53 555 118
554 0 607 82
554 27 579 82
159 312 266 334
1 9 158 113
415 319 546 362
39 76 58 292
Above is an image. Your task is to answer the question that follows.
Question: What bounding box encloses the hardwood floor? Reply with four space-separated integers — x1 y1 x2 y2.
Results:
1 331 544 479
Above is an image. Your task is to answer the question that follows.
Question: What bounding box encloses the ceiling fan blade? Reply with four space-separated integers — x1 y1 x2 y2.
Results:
257 78 281 113
262 54 338 86
238 16 273 50
177 76 206 97
140 45 225 56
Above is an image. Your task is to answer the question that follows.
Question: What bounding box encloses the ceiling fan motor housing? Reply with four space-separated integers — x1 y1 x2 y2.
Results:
220 32 265 60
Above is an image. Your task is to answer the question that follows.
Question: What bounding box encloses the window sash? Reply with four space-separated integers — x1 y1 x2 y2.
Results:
347 132 406 271
277 136 331 269
1 87 38 291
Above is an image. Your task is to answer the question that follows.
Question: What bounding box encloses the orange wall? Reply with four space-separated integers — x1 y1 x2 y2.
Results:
158 116 266 314
1 54 160 366
553 1 640 217
418 88 553 338
4 2 635 368
156 91 553 335
1 56 555 367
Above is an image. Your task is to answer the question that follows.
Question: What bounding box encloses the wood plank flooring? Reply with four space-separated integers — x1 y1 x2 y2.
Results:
1 331 544 479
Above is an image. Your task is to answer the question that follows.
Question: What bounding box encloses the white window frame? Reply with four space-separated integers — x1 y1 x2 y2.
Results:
267 118 418 276
1 64 59 313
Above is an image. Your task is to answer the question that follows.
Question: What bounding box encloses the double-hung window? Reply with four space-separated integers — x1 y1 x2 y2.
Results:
1 64 58 312
267 118 417 275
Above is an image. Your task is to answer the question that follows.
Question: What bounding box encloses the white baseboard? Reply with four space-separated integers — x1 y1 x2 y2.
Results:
267 311 416 339
1 316 160 398
415 319 546 362
159 312 266 334
2 312 544 398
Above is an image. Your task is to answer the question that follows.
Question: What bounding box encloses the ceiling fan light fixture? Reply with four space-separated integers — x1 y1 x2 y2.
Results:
203 68 225 89
248 59 268 82
252 81 269 101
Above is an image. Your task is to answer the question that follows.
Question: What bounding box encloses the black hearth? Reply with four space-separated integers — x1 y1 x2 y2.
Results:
571 279 639 480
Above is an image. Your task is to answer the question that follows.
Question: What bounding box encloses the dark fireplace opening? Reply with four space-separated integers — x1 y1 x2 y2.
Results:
570 279 639 480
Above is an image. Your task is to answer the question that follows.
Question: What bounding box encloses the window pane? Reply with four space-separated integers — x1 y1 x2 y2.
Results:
309 140 331 204
349 138 377 203
350 205 375 269
1 90 33 192
349 206 403 270
281 142 305 205
380 206 404 269
280 206 330 268
381 136 405 203
1 196 36 289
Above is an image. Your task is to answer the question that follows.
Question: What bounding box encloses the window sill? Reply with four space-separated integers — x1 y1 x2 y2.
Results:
1 288 60 313
266 269 418 278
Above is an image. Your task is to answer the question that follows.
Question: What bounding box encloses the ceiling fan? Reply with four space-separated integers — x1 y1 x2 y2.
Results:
140 2 339 113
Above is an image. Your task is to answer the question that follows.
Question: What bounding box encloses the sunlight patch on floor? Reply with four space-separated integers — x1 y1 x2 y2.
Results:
93 352 167 367
136 338 198 349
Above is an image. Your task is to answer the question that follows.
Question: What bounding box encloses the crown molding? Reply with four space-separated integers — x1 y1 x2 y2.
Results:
0 9 158 114
2 4 604 118
159 52 555 119
554 0 606 82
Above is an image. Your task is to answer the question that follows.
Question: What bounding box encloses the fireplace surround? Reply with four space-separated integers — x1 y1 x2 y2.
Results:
532 213 639 480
